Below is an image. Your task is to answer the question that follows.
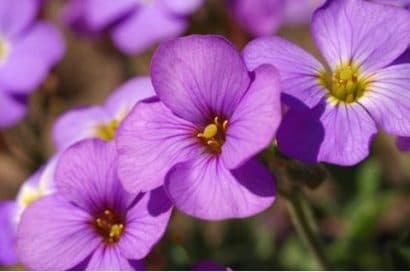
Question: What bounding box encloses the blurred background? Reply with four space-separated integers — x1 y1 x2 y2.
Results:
0 0 409 270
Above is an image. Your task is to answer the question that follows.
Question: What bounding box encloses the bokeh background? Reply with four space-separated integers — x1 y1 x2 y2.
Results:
0 0 409 270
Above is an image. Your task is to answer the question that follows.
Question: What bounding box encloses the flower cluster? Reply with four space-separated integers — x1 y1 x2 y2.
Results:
1 0 409 270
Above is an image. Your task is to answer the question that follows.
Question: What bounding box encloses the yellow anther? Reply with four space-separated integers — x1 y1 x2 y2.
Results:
109 224 124 239
202 124 218 139
222 120 228 131
339 67 353 81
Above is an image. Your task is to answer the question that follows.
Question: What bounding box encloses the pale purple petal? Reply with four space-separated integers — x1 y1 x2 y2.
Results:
243 36 326 108
283 0 325 24
278 101 378 165
0 0 38 39
116 101 200 193
61 0 96 35
0 22 64 93
17 195 100 270
312 0 410 71
0 201 17 265
159 0 204 15
111 4 186 54
396 137 410 152
151 35 251 124
360 64 410 136
222 65 282 169
0 92 26 128
118 187 172 260
104 77 156 119
53 106 111 151
165 157 276 220
227 0 284 36
86 246 134 271
55 140 134 213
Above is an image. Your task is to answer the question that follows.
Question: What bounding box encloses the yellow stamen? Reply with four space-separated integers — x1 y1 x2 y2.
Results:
109 224 124 239
202 124 218 139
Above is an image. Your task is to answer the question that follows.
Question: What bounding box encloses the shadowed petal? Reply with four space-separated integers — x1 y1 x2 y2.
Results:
165 157 275 220
0 92 26 128
159 0 204 15
151 35 251 124
243 36 326 108
0 0 38 39
55 140 134 213
87 246 134 271
360 64 410 136
116 101 200 193
396 137 410 152
17 195 100 270
222 65 282 169
0 201 17 265
312 0 410 72
118 187 172 260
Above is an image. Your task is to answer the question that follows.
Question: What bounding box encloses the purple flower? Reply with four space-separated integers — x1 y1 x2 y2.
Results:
226 0 325 37
396 137 410 152
116 35 280 220
17 140 172 270
53 77 155 151
369 0 410 8
0 157 57 265
243 0 410 165
63 0 204 54
0 0 64 128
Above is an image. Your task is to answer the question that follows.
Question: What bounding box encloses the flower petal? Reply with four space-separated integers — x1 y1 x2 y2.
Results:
159 0 204 15
0 92 26 128
0 0 38 39
86 246 134 271
111 4 186 54
0 22 64 93
116 101 200 193
243 36 326 108
119 186 172 260
104 77 156 120
278 100 377 165
396 137 410 152
0 201 17 265
53 106 111 151
312 0 410 72
55 140 134 213
360 64 410 136
222 64 282 169
17 195 100 270
165 157 276 220
151 35 251 124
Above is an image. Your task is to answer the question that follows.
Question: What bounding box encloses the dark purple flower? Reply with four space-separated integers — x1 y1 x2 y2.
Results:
243 0 410 166
17 140 172 270
396 137 410 152
0 0 64 127
53 77 155 151
226 0 325 37
63 0 204 54
117 35 280 220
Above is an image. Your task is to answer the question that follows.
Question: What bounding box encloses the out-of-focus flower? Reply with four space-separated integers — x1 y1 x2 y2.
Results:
243 0 410 166
62 0 204 54
0 157 57 265
17 140 172 270
396 137 410 152
0 0 64 128
117 35 279 220
226 0 325 37
53 77 155 151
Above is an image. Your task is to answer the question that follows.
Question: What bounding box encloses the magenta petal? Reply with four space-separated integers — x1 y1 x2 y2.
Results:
159 0 204 15
165 157 276 220
243 36 326 109
0 201 17 265
87 246 134 271
222 64 282 169
119 187 172 260
17 195 100 270
396 137 410 152
360 64 410 136
111 4 186 54
116 101 200 193
312 0 410 71
0 92 26 128
55 140 134 212
151 35 251 124
0 0 38 39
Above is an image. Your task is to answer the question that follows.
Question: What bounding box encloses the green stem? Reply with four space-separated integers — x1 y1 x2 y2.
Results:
286 189 328 270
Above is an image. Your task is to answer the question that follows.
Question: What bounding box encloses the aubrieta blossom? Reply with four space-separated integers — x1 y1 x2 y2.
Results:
0 0 64 128
117 35 280 220
17 140 172 270
53 77 155 151
226 0 325 37
63 0 203 54
243 0 410 166
0 157 57 265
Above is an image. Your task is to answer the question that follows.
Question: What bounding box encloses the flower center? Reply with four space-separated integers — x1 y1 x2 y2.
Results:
0 37 9 65
96 119 120 141
93 209 124 244
320 63 371 103
197 116 228 155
